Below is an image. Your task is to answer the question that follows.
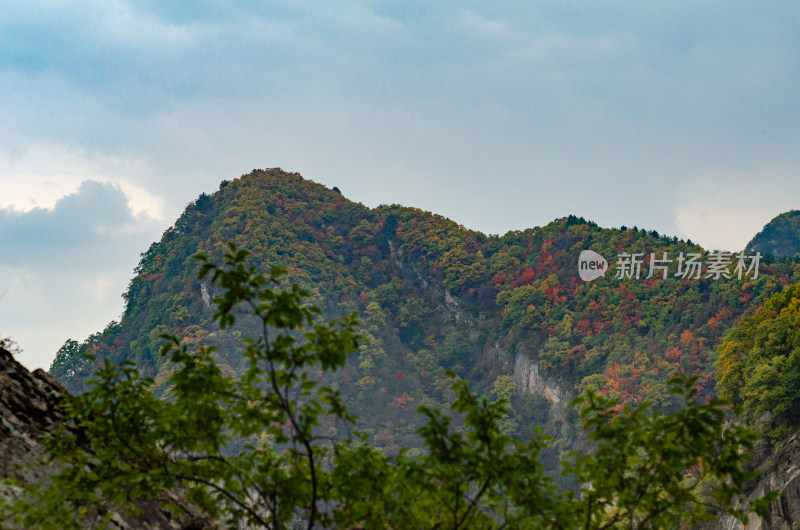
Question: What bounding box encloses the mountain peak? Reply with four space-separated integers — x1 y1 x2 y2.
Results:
745 210 800 258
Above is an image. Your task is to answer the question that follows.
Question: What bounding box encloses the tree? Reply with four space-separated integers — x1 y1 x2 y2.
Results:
0 336 22 357
2 244 776 529
717 283 800 429
4 243 362 529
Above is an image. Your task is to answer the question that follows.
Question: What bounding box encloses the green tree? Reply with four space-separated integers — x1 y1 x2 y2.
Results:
2 245 776 529
717 284 800 429
4 244 362 529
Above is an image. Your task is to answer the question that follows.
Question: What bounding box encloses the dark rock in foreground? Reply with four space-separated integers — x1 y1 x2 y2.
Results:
0 347 213 529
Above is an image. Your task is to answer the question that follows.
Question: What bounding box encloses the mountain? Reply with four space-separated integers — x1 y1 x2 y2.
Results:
712 284 800 529
746 210 800 258
0 346 212 528
50 169 800 457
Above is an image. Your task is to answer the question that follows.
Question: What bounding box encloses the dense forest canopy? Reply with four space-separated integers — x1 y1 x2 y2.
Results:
5 244 775 529
51 169 800 452
717 282 800 431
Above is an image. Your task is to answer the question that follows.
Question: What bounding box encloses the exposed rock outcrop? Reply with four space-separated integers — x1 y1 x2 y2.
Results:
0 347 213 529
0 347 66 492
511 352 564 406
490 343 567 418
713 435 800 530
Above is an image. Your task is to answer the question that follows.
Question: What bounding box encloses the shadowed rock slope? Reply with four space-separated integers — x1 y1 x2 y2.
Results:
0 347 213 529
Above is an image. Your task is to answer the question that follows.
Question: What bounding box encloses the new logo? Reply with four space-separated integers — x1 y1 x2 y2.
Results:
578 250 608 282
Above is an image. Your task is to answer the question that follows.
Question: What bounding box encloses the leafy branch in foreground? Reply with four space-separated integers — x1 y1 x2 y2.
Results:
1 243 776 529
563 379 777 528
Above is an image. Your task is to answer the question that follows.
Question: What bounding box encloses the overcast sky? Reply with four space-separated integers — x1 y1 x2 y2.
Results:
2 1 799 369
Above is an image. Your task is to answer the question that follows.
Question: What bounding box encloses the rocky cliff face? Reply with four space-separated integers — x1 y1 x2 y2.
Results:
490 343 567 418
0 347 212 529
511 352 565 408
713 436 800 530
0 347 66 494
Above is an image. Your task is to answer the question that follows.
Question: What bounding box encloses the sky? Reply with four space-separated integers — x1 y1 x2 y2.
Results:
2 1 799 369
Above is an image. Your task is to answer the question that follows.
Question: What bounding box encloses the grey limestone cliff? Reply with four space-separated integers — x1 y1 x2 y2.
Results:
714 436 800 530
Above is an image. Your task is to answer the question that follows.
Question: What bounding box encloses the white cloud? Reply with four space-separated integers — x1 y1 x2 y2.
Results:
0 264 129 371
674 167 800 251
83 272 114 303
0 180 163 369
0 144 164 218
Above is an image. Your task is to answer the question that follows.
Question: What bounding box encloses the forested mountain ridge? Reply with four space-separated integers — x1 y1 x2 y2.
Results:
712 284 800 529
50 169 800 452
746 210 800 259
